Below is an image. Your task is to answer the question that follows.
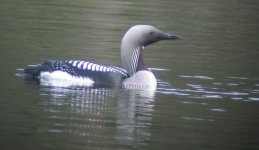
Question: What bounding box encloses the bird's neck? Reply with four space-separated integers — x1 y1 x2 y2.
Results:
121 41 147 76
136 49 147 72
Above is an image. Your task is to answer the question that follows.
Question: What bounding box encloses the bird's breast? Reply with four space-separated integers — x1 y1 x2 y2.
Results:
122 70 157 90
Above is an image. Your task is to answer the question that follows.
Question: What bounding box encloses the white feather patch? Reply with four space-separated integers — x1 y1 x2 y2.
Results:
40 71 94 87
99 66 104 71
92 64 96 71
77 61 84 68
83 62 89 69
72 61 78 67
87 63 92 70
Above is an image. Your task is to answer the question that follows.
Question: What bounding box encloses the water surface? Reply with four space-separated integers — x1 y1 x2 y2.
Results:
1 0 259 150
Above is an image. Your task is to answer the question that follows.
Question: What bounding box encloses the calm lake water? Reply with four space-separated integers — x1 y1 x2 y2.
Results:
1 0 259 150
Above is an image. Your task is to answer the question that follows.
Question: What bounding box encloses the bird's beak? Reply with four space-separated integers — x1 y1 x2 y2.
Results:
161 33 183 40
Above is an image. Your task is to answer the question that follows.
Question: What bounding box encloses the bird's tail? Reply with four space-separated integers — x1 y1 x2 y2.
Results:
17 61 53 79
23 64 43 79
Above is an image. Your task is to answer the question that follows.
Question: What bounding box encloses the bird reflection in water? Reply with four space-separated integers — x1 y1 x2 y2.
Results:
39 82 155 147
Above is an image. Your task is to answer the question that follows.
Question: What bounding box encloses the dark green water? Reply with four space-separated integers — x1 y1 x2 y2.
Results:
1 0 259 150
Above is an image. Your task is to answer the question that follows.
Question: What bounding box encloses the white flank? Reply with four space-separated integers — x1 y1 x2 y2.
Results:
40 71 94 87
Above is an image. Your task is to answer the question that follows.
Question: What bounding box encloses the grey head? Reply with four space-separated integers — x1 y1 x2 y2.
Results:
121 25 182 76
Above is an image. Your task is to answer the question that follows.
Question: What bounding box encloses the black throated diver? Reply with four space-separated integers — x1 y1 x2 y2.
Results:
23 25 182 89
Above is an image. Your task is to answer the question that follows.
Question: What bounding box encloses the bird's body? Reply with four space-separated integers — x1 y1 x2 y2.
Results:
25 60 128 86
23 25 181 89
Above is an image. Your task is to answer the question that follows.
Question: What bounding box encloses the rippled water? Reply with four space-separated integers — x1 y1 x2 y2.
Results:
158 74 259 101
1 0 259 150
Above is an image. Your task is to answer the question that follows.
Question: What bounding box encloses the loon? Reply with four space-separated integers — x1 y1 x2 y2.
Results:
23 25 182 89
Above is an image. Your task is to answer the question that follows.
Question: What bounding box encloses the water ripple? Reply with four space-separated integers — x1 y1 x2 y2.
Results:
181 116 214 122
180 75 214 80
157 74 259 102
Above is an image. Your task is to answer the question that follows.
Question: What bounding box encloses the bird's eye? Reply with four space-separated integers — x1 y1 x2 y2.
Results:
149 32 154 35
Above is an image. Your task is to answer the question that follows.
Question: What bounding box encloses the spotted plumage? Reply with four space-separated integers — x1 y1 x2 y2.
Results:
24 60 129 85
